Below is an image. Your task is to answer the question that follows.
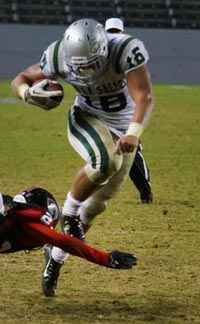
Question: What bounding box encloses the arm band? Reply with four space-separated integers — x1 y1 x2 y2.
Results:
126 122 144 138
18 83 29 100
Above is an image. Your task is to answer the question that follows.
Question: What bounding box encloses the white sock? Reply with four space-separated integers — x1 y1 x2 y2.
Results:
52 246 69 264
62 191 83 217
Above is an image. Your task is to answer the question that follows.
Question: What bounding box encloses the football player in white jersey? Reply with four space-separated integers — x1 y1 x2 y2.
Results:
105 18 153 204
11 18 154 297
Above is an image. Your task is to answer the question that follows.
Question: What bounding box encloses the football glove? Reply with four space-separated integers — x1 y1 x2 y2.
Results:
108 250 137 269
25 79 63 110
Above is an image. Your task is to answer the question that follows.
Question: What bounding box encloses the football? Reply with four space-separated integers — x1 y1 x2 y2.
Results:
28 79 64 110
44 81 64 104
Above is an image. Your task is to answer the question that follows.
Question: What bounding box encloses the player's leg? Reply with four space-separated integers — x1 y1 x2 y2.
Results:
42 245 64 297
42 150 134 297
42 106 122 296
60 106 123 238
80 150 136 229
42 149 134 297
129 142 152 203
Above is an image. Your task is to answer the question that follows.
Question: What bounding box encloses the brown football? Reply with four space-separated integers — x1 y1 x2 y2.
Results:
44 81 64 103
31 79 64 109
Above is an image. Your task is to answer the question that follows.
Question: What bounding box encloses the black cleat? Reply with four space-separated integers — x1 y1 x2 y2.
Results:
140 191 153 204
42 245 63 297
108 250 137 269
60 214 85 242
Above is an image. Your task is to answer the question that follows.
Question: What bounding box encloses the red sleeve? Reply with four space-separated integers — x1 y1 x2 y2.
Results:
20 221 110 267
10 205 45 222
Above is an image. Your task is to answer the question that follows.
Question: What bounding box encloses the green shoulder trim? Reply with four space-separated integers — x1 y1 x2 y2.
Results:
114 37 134 74
53 40 62 76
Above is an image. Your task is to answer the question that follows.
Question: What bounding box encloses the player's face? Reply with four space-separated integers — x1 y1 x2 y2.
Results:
67 55 107 83
78 62 98 77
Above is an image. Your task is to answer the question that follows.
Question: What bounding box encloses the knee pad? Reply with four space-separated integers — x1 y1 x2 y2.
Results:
79 197 107 225
85 153 123 185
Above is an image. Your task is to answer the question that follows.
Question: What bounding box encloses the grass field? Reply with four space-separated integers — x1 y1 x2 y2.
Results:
0 80 200 324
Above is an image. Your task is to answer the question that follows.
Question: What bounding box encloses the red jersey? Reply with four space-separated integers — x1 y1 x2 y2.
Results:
0 204 109 267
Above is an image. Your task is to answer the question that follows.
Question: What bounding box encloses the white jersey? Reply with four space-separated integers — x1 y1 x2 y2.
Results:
40 33 149 137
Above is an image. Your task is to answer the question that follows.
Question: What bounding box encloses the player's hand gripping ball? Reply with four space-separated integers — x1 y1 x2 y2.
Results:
25 79 64 110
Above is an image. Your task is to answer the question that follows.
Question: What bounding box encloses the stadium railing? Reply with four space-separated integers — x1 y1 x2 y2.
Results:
0 0 200 29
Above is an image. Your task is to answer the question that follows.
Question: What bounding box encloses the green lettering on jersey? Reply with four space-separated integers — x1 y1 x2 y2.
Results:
53 40 62 75
115 37 134 74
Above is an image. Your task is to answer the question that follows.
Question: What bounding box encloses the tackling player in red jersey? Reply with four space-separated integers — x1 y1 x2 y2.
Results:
0 187 137 295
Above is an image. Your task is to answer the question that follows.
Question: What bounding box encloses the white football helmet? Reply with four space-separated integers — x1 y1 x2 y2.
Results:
63 18 108 83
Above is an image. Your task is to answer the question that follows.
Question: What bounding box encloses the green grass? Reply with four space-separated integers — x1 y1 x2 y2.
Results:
0 81 200 324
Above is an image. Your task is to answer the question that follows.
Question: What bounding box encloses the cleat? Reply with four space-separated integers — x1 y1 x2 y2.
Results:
140 191 153 204
60 214 85 242
108 250 137 269
43 244 53 266
42 246 63 297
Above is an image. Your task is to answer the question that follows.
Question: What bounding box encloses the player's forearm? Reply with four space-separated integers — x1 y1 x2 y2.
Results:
126 95 153 140
54 233 110 267
23 222 110 267
11 74 32 99
126 65 154 137
132 93 154 125
11 63 45 99
21 222 137 270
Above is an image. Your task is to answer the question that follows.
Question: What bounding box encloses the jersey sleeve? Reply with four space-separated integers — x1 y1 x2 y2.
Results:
39 40 65 78
21 221 110 267
115 37 149 74
10 205 46 222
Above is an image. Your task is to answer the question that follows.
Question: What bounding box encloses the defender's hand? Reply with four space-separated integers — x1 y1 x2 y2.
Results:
108 250 137 269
